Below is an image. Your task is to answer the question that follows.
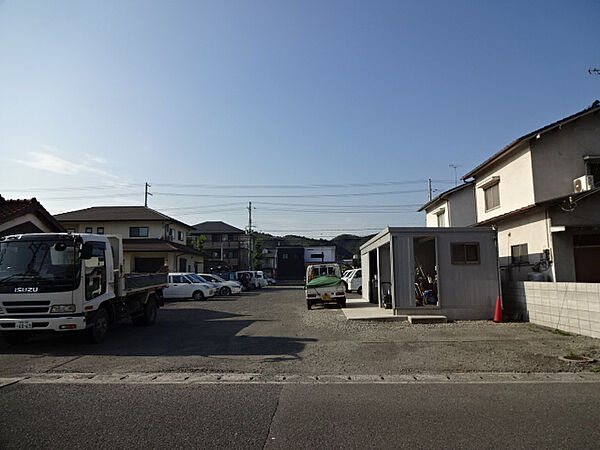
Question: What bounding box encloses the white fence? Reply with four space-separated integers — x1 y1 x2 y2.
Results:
502 281 600 339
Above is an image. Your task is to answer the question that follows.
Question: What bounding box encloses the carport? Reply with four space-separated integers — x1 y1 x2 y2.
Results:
360 227 500 320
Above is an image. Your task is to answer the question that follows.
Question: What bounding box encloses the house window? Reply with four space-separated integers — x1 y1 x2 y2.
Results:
230 234 239 241
65 228 76 233
222 234 229 241
178 231 184 241
585 158 600 187
436 210 446 227
212 234 221 242
451 243 480 264
129 227 149 237
96 227 104 235
511 244 529 264
169 228 174 238
484 183 500 211
85 227 93 233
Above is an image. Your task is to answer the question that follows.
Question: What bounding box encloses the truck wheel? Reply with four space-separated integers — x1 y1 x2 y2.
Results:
4 332 30 345
338 298 347 308
192 290 205 301
88 308 110 343
307 300 312 310
357 286 362 296
342 281 349 292
133 296 158 326
220 286 231 296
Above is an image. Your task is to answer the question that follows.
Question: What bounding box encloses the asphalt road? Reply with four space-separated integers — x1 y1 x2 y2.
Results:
1 381 599 449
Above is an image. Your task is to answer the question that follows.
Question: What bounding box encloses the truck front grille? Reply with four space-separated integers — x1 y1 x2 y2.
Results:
2 300 51 314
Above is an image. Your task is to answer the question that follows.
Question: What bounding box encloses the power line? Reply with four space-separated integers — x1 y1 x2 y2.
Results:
153 189 427 199
150 180 455 189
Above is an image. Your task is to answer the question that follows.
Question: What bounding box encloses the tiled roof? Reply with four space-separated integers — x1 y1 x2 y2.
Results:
122 239 205 256
191 221 245 234
0 195 64 231
54 206 192 230
462 100 600 180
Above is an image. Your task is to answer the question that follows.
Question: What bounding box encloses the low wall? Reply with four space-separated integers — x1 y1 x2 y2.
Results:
502 281 600 339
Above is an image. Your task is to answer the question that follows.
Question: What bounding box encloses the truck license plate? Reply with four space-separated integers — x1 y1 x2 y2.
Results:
321 294 331 300
16 321 33 329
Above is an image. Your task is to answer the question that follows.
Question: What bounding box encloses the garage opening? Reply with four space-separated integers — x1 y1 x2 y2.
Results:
413 236 438 306
134 257 164 273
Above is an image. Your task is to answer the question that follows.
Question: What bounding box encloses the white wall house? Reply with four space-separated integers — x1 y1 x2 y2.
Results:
418 183 476 228
55 206 204 274
461 100 600 283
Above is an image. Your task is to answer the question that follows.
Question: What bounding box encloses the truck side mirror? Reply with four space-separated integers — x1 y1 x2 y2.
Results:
80 243 94 260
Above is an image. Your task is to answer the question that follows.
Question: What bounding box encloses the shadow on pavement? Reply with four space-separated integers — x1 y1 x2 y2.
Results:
0 307 316 360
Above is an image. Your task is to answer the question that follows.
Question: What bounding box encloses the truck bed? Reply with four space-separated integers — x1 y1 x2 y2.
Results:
124 273 168 294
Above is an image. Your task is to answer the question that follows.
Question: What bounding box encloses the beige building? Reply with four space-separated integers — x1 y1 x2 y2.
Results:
55 206 204 274
460 100 600 282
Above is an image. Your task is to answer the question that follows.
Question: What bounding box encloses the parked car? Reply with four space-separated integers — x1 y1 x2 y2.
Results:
198 273 242 296
235 270 265 289
266 277 276 285
186 273 220 292
341 268 362 295
163 273 215 301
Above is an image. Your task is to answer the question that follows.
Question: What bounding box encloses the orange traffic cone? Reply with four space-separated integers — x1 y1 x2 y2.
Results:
493 296 502 322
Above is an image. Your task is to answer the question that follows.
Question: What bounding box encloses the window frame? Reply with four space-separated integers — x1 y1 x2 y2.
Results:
483 182 500 212
450 242 481 265
84 227 93 233
96 227 104 235
129 226 149 238
511 243 529 265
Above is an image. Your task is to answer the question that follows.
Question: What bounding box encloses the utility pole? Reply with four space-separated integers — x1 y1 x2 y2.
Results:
427 178 432 201
144 182 152 207
247 201 253 270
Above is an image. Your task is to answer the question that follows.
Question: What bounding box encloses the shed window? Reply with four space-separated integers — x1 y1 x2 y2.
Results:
178 231 184 241
451 243 480 264
484 183 500 211
511 244 529 264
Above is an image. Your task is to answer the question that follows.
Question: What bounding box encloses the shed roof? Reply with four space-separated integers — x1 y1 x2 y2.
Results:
54 206 192 229
462 100 600 181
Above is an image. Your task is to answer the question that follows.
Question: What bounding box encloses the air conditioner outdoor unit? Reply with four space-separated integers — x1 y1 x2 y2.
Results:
573 175 594 193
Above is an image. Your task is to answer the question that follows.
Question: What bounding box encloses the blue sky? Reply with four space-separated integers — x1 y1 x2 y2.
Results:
1 0 598 238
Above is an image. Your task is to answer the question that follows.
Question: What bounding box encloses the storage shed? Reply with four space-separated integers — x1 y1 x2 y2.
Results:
360 227 500 320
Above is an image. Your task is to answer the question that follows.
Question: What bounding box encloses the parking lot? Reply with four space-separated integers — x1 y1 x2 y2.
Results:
1 286 599 378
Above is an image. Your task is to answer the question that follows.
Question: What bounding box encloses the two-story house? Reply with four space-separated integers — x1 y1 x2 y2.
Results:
54 206 204 274
189 221 249 271
461 100 600 283
417 182 476 227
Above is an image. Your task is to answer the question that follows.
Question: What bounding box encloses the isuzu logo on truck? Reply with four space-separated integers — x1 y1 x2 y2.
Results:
14 287 39 293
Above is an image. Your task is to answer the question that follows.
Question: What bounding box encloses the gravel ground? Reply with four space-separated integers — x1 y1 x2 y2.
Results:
0 286 599 376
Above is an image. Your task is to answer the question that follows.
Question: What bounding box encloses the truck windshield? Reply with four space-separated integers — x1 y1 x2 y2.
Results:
0 240 80 291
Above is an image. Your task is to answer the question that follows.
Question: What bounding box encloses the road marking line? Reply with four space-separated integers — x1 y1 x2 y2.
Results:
2 372 598 386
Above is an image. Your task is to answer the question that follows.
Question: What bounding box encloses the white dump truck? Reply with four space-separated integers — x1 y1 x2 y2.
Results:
0 233 167 344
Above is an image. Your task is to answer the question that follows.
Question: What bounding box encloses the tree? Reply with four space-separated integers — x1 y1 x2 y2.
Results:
187 234 206 251
253 240 264 270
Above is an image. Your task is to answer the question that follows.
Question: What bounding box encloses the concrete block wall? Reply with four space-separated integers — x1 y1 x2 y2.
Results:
503 281 600 339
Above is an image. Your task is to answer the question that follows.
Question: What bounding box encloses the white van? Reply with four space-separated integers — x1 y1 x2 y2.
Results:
342 268 362 295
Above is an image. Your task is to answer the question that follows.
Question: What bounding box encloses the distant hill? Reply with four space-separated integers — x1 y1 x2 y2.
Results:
254 232 375 260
